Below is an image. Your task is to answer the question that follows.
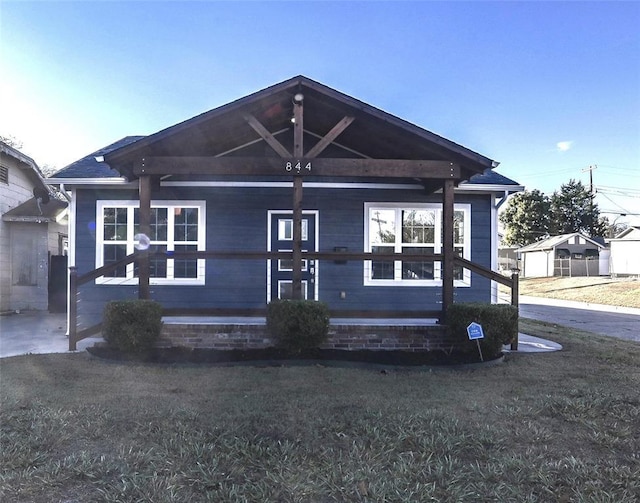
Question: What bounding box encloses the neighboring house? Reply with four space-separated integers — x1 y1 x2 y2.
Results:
609 226 640 277
517 233 608 278
48 75 522 349
497 232 519 273
0 142 68 313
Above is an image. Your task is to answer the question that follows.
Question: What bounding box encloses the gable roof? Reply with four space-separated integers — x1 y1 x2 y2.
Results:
0 141 49 194
467 170 520 186
51 136 144 179
101 75 498 181
518 233 607 253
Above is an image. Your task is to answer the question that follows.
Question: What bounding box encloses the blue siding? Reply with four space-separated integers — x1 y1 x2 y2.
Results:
73 185 494 326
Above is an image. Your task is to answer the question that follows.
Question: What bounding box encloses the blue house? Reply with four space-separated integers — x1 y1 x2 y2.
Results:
49 76 522 351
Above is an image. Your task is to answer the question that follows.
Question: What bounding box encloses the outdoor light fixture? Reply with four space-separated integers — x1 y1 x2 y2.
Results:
293 93 304 104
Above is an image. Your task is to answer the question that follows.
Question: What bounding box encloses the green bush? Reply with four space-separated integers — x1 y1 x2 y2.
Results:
267 300 330 353
446 303 518 359
103 300 163 353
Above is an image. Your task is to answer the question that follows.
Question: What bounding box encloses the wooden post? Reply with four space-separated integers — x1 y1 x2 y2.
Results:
441 179 455 321
69 266 78 351
510 270 520 350
138 174 151 299
292 94 304 300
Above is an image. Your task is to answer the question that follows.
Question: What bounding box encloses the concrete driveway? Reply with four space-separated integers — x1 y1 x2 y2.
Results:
0 311 100 358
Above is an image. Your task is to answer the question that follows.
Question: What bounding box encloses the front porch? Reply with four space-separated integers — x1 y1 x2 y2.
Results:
68 251 520 351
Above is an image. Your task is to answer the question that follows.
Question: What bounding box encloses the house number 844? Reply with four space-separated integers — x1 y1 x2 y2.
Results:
285 161 312 173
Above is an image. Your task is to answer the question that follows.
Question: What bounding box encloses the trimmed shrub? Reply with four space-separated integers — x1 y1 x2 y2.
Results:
446 303 518 359
103 300 163 353
267 300 330 353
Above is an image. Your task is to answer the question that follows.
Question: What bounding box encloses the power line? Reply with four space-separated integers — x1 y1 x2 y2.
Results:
594 164 640 175
595 186 640 196
597 192 632 214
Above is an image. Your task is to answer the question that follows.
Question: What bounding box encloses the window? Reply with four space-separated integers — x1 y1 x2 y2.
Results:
96 200 206 285
278 219 308 241
364 203 471 286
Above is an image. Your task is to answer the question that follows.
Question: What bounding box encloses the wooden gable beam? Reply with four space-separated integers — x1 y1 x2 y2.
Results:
138 175 151 300
292 94 304 300
135 157 461 179
244 114 291 158
305 116 355 158
441 179 455 320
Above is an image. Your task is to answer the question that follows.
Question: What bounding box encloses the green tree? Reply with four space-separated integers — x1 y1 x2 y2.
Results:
499 189 551 246
549 179 605 237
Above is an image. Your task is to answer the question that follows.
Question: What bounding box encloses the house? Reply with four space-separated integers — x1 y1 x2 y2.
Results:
0 142 68 313
497 232 519 274
517 232 608 278
609 226 640 277
48 75 522 350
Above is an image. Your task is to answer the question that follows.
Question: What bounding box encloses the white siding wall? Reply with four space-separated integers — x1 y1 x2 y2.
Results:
522 250 551 278
610 241 640 276
9 223 49 311
0 157 37 312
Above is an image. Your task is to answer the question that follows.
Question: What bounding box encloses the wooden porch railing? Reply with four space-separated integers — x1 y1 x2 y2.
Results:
68 250 519 350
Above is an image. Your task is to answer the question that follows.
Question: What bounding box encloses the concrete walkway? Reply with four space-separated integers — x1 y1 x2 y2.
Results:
507 333 562 353
0 312 100 359
0 310 561 359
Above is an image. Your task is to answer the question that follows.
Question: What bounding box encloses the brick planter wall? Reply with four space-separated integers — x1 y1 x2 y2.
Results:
159 322 451 352
159 323 271 350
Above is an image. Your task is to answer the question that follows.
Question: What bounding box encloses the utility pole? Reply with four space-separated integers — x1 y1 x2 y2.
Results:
582 165 597 236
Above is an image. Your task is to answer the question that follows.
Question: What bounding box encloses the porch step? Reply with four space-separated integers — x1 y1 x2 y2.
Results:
162 316 439 326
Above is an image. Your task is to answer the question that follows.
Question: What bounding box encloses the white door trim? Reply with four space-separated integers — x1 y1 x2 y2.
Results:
267 210 319 302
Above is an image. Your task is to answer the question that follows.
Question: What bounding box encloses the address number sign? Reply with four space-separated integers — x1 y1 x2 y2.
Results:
285 161 312 174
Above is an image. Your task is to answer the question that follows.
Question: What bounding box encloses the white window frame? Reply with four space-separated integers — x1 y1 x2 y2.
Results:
364 202 471 287
95 200 206 285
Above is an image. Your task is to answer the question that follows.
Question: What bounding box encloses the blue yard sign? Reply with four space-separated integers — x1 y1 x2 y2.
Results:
467 322 485 340
467 322 485 362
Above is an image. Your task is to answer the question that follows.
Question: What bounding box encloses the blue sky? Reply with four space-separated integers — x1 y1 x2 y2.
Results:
2 1 639 224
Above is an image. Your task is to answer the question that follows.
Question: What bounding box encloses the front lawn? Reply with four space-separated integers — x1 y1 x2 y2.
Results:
1 319 639 502
518 276 640 308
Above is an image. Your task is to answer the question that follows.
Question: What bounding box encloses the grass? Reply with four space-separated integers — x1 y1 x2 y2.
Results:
517 276 640 309
1 319 639 502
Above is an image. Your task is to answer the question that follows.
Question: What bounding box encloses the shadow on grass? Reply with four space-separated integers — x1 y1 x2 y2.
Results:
87 345 503 367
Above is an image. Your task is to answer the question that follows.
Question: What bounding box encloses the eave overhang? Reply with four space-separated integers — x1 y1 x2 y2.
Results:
46 177 132 187
455 183 525 194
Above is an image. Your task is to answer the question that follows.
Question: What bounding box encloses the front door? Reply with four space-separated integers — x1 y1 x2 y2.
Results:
267 211 318 302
